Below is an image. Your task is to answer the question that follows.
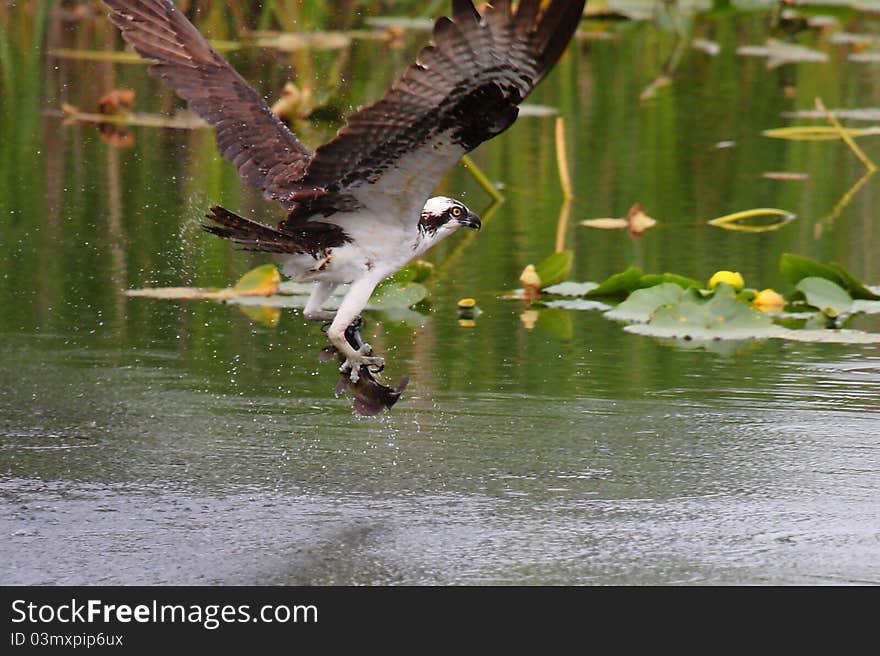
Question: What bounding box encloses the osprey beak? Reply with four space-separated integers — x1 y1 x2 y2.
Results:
457 212 481 230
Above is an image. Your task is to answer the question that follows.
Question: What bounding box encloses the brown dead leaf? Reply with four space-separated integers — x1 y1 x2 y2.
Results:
579 203 657 238
625 203 657 237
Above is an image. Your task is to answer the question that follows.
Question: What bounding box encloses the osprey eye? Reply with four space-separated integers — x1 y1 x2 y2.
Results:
451 207 463 217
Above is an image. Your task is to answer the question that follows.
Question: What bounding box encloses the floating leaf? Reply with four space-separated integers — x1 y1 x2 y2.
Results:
534 250 574 289
796 277 853 317
125 286 226 300
626 285 786 341
692 38 721 56
256 31 352 52
518 104 559 117
736 40 828 66
585 267 699 300
781 108 880 122
604 283 691 323
779 253 880 300
851 299 880 315
584 267 645 300
848 53 880 63
230 264 281 296
61 108 208 130
762 171 809 180
762 126 880 141
542 281 599 297
127 264 280 300
708 208 795 232
781 329 880 344
368 282 428 309
579 218 629 230
637 273 702 290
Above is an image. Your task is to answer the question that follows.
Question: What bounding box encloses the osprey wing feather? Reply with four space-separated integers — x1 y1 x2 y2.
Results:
294 0 585 219
104 0 584 225
104 0 313 211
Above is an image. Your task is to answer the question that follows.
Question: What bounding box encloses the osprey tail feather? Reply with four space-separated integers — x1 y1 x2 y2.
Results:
202 206 350 256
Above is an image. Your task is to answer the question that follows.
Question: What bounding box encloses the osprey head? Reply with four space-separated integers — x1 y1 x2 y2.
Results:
418 197 481 237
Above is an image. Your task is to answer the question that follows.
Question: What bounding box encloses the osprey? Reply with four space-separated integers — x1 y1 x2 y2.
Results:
104 0 585 380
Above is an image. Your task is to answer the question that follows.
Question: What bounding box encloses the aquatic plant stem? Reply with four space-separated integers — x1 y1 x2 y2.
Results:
460 154 504 202
554 117 573 253
815 97 877 172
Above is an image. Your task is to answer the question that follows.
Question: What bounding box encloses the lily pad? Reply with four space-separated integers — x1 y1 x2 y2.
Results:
637 273 702 290
625 285 786 341
535 250 574 289
542 281 599 297
851 299 880 314
780 329 880 344
367 282 429 309
780 253 880 300
604 283 692 323
584 267 646 300
230 264 282 295
736 40 828 66
585 267 700 300
795 277 853 317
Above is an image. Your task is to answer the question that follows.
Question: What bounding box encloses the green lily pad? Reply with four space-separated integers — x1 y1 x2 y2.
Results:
795 277 853 317
535 250 574 289
230 263 281 295
851 299 880 315
584 266 645 300
585 267 700 300
604 283 692 323
626 284 787 340
638 273 702 290
368 282 429 309
780 329 880 344
780 253 880 300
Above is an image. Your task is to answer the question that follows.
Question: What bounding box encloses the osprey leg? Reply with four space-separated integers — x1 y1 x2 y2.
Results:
327 276 385 382
303 281 339 322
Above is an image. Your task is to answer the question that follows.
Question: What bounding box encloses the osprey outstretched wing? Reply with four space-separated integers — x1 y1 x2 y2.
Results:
104 0 584 222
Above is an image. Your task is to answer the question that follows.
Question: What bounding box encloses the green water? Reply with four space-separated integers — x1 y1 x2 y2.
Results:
1 3 879 584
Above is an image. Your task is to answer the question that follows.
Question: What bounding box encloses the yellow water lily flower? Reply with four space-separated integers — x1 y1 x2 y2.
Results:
708 270 745 291
753 288 786 312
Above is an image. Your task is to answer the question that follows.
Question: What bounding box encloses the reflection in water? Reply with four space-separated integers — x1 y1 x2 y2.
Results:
319 318 409 416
